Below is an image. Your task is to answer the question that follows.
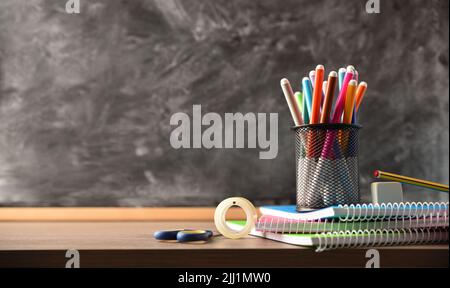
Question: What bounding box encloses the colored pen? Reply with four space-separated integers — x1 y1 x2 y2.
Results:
338 67 346 91
322 80 327 110
310 64 325 124
348 65 357 83
343 80 357 124
302 88 310 124
302 77 313 118
310 69 325 103
354 69 359 83
322 81 328 97
352 81 368 124
355 81 368 112
295 91 304 115
309 70 315 85
349 67 357 123
332 66 354 123
320 71 337 124
281 78 303 126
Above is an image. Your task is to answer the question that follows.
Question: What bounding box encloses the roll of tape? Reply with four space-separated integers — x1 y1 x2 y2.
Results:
214 197 257 239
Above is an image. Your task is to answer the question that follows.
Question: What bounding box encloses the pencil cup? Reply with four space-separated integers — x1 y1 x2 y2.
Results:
294 124 361 210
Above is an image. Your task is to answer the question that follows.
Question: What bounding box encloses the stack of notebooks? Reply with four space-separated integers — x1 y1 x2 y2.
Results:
227 202 449 251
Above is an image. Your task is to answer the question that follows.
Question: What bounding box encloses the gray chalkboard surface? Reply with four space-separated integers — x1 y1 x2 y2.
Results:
0 0 448 206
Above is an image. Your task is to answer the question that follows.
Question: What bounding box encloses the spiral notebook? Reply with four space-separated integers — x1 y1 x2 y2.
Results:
260 202 449 221
227 202 449 251
227 221 449 252
256 214 449 233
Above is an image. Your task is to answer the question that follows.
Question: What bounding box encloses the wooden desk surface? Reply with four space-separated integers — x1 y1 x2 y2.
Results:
0 222 448 268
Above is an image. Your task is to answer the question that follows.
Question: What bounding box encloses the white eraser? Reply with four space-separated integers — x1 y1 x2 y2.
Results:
371 182 404 204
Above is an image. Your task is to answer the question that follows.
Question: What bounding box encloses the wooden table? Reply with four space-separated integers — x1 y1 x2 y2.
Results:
0 222 448 268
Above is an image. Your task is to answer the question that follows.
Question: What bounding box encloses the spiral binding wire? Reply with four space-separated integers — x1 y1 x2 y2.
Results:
337 202 449 221
256 213 449 234
314 227 449 252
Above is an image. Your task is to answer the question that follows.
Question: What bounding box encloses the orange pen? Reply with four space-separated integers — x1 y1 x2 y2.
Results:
355 82 368 112
343 80 357 124
310 65 325 124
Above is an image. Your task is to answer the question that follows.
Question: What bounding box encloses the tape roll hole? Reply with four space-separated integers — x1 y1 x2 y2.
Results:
225 204 244 232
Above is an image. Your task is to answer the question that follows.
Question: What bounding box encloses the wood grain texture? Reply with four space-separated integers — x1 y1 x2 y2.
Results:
0 0 448 207
0 222 447 267
0 207 250 221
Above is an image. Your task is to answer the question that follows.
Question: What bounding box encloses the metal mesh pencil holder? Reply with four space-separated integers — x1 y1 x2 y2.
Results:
294 124 361 211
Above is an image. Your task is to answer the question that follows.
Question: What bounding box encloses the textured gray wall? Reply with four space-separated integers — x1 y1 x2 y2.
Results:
0 0 448 206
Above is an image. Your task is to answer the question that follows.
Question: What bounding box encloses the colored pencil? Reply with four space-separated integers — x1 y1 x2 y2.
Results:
310 65 325 124
320 71 337 124
374 170 449 193
280 78 303 126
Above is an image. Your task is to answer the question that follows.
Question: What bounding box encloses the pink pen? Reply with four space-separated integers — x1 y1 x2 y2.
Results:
331 67 355 123
321 66 354 159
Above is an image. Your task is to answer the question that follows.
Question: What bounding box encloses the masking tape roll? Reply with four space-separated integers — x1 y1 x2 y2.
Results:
214 197 257 239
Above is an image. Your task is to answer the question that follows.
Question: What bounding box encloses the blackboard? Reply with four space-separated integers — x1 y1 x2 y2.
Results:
0 0 448 206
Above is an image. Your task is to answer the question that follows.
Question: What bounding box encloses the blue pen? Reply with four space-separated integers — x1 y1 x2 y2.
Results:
301 77 313 121
302 88 310 124
338 67 346 91
300 84 309 125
